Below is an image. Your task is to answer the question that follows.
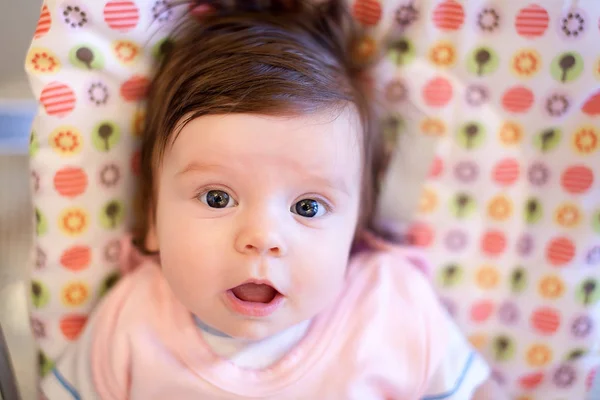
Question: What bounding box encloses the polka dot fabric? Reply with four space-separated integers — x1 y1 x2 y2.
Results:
26 0 188 377
373 0 599 398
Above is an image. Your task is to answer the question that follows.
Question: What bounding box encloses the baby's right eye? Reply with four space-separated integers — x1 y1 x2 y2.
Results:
198 189 237 209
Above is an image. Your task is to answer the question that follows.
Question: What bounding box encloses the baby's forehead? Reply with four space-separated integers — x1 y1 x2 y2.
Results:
162 113 363 192
165 111 364 173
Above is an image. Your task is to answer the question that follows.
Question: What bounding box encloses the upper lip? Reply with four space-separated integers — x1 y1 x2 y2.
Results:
230 278 283 295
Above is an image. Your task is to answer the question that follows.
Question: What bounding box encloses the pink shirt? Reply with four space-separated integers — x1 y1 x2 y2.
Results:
42 245 487 399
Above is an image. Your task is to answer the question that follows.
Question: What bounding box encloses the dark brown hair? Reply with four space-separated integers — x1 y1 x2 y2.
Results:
134 0 385 250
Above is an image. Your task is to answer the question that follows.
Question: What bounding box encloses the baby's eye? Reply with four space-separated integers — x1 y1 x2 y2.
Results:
291 199 327 218
199 189 236 209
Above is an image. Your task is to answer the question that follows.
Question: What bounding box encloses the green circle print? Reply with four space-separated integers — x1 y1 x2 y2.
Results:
467 46 500 76
534 128 562 153
35 208 48 236
510 267 528 293
457 122 486 150
38 351 55 378
438 263 464 287
153 37 175 60
491 335 516 362
387 37 416 66
99 271 121 298
592 210 600 234
551 52 584 83
524 197 543 224
576 278 600 306
92 121 121 152
99 199 125 230
29 130 39 157
31 280 50 309
69 44 105 70
450 193 477 218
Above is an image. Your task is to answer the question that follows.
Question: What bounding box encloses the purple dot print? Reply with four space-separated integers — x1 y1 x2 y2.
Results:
152 0 175 23
406 255 428 274
454 160 479 183
104 239 121 263
395 4 419 29
440 297 458 317
385 79 407 103
571 315 593 338
444 229 468 252
62 3 89 29
491 369 506 386
557 8 587 40
545 92 570 117
30 317 46 339
88 81 109 106
477 7 501 33
516 233 534 257
35 246 46 269
465 84 489 107
586 246 600 266
528 161 550 187
498 301 520 325
31 170 40 194
553 364 577 388
99 164 121 188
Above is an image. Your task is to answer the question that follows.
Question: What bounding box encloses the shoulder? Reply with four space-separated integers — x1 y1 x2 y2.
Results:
342 248 449 395
88 261 175 397
93 261 172 337
348 247 438 309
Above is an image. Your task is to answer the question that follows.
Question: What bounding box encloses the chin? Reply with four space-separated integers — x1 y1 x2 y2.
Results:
223 318 285 341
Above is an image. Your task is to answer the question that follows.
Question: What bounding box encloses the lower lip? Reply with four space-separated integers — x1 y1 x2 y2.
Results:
224 290 284 317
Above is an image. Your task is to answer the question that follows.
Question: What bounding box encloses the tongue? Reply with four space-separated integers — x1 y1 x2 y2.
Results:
231 283 277 303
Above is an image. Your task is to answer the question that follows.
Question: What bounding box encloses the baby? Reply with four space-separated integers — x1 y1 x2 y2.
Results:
41 1 498 398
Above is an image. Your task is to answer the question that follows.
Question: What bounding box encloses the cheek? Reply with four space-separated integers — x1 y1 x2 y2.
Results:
291 227 353 306
155 201 227 293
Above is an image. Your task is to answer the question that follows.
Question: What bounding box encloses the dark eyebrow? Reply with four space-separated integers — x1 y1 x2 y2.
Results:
176 162 224 177
304 173 351 196
177 161 352 195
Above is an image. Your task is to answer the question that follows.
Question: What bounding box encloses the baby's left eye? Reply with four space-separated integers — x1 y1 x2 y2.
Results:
291 198 327 218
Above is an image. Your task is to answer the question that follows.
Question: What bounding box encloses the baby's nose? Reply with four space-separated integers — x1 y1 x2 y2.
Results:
235 224 287 257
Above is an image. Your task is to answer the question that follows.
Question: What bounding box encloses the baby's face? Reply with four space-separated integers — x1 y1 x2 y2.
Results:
150 110 363 340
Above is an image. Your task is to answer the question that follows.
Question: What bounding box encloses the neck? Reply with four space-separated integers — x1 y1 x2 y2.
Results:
193 315 311 369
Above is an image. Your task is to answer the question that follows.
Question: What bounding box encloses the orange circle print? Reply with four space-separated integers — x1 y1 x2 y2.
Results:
511 49 541 78
498 121 523 146
420 117 446 136
113 40 141 65
61 281 90 307
526 344 552 367
58 207 89 237
27 47 61 74
572 126 598 154
429 40 456 68
554 203 582 228
419 187 438 213
538 275 565 299
476 265 500 289
49 126 83 156
469 333 488 351
487 195 513 221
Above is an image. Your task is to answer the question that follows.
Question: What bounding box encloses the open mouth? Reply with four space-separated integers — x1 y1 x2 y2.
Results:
231 283 278 303
225 282 284 317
